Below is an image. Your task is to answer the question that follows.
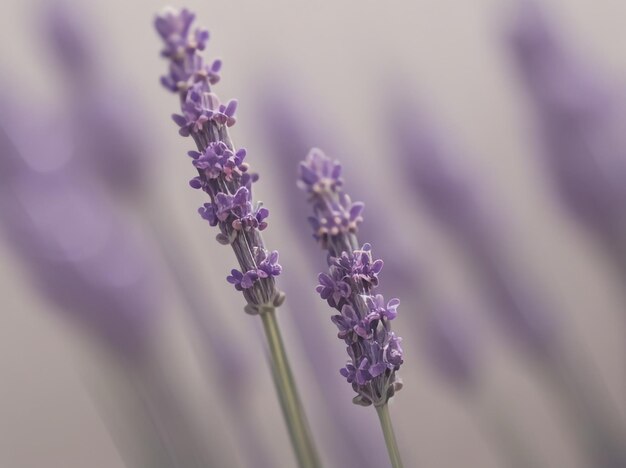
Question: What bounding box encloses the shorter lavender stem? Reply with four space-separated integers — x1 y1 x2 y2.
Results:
260 308 322 468
376 404 404 468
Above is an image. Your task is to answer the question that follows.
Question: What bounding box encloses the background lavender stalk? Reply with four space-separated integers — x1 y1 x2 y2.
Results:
298 148 405 468
0 117 236 468
505 4 626 462
420 299 544 468
389 92 626 466
43 5 274 467
405 258 546 468
0 111 157 361
44 2 145 195
507 0 626 282
507 0 626 419
155 9 320 468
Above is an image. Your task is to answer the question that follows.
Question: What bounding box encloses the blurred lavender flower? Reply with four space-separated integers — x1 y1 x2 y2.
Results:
389 87 626 467
0 126 158 355
299 149 404 407
508 0 626 256
390 99 558 354
422 305 478 388
156 8 284 314
44 1 93 80
44 2 149 195
0 101 235 468
505 5 626 463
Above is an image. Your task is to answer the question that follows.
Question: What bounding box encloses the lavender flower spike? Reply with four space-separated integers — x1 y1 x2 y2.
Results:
300 148 404 406
300 148 405 465
156 7 283 314
156 9 320 468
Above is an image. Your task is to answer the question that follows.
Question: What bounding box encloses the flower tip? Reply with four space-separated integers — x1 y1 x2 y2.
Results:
212 59 223 72
225 99 238 116
171 113 187 126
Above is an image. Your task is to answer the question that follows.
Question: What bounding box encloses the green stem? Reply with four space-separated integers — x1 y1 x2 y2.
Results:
376 404 404 468
260 308 322 468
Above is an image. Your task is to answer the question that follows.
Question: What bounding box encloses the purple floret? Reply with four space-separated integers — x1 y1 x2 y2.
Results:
316 271 351 308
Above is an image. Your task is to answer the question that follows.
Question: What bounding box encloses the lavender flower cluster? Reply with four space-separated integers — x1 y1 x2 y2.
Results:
156 9 284 313
299 149 404 407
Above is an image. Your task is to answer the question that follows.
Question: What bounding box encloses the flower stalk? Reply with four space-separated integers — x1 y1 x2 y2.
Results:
299 148 406 466
155 8 320 467
376 404 404 468
261 308 322 468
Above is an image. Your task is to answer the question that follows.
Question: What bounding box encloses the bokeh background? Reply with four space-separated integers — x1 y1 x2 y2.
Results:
1 0 625 467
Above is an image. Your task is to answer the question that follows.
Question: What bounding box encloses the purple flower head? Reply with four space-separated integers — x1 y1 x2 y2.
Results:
155 8 196 58
307 195 364 246
232 202 269 232
191 141 249 181
225 248 281 293
300 148 404 406
191 27 210 52
355 357 373 386
366 294 400 321
384 333 404 368
298 148 343 194
198 202 218 226
156 9 283 312
330 304 360 341
227 269 259 291
316 271 351 308
254 247 282 278
197 186 269 234
339 361 356 384
333 243 384 287
173 88 237 136
161 56 218 93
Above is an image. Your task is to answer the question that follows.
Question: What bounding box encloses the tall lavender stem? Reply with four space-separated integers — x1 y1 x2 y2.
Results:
376 405 404 468
261 309 319 468
299 148 405 467
154 9 320 467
